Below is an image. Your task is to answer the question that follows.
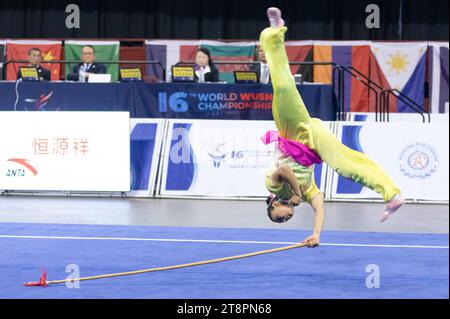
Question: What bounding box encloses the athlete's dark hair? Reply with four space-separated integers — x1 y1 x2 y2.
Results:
266 195 277 222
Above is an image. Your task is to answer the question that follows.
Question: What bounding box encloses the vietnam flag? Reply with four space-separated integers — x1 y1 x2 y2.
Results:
313 41 371 112
6 40 62 81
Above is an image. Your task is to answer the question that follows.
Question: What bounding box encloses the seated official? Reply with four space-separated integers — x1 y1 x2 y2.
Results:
67 45 107 82
17 48 51 81
194 48 219 82
249 46 271 84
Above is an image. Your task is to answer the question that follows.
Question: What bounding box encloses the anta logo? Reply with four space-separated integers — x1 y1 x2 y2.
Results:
5 169 26 177
5 158 38 177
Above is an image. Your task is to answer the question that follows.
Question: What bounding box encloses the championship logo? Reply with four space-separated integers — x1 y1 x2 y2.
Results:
207 142 228 168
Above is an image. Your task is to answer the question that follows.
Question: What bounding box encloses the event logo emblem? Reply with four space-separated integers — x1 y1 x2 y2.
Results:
5 158 38 177
398 143 438 178
207 142 228 168
24 91 60 111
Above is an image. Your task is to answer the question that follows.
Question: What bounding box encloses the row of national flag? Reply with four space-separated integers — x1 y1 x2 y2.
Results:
145 39 448 113
0 40 448 113
0 40 120 81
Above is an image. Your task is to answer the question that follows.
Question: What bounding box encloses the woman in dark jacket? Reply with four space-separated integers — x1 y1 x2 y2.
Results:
194 47 220 82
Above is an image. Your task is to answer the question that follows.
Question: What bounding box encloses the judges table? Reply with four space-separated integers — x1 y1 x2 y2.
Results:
0 81 337 120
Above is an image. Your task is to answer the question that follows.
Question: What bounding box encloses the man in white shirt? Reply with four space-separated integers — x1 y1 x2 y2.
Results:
67 45 107 82
250 46 271 84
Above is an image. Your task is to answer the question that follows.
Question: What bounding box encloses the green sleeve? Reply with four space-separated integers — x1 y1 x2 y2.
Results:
302 178 321 204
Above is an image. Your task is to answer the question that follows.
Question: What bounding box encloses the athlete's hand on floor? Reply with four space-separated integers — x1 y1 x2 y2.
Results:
302 235 320 248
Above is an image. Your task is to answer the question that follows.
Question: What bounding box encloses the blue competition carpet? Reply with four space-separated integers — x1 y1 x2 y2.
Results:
0 223 448 299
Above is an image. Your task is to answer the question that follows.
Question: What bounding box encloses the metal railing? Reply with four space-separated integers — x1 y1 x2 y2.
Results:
381 88 430 123
344 65 430 123
2 58 430 122
178 60 430 122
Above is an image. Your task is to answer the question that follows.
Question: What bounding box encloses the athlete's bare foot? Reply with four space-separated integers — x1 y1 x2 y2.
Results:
380 194 405 222
267 7 285 28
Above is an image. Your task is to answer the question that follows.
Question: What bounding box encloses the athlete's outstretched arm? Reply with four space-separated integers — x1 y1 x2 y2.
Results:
303 192 324 248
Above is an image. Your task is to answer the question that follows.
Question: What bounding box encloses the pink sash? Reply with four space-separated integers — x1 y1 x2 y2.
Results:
261 130 322 166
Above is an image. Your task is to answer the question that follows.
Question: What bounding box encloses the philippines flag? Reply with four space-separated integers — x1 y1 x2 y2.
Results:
370 42 428 113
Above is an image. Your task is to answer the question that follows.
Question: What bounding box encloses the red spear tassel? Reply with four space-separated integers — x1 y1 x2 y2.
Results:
24 269 48 287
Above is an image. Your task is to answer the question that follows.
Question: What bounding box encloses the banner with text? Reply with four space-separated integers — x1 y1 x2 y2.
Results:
330 122 449 201
0 112 130 192
137 82 337 121
159 119 329 197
